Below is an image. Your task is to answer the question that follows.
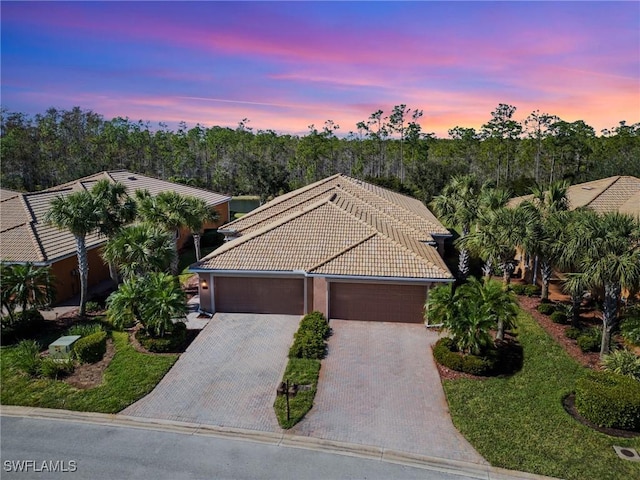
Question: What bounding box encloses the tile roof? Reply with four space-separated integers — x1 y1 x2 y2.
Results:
195 179 453 281
1 170 231 264
508 176 640 217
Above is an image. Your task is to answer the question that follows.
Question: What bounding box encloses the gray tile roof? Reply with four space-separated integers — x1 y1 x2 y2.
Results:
195 177 453 281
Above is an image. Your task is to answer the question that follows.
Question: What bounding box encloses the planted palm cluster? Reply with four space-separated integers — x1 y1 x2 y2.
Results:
426 278 522 376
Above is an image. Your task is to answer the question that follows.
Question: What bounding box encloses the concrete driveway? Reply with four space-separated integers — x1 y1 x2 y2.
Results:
291 320 487 464
122 313 300 431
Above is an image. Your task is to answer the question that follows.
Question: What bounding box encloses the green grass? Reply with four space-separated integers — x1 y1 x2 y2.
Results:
443 310 640 480
274 358 321 429
1 332 177 413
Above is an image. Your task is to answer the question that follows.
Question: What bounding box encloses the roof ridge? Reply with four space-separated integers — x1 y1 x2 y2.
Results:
308 230 377 273
222 174 340 230
583 175 623 208
197 195 334 264
16 193 47 261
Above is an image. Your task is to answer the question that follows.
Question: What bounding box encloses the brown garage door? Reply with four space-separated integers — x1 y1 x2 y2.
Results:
330 282 427 323
214 276 304 314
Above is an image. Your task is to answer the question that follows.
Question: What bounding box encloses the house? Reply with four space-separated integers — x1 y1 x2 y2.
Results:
0 170 231 303
508 175 640 218
190 174 454 323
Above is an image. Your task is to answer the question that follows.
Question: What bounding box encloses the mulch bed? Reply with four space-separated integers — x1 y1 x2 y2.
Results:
517 296 601 369
64 338 116 389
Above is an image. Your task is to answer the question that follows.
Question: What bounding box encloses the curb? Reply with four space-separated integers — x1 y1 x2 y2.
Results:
1 406 560 480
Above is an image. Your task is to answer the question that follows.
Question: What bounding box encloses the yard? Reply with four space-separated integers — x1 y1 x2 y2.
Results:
442 308 640 480
0 331 177 413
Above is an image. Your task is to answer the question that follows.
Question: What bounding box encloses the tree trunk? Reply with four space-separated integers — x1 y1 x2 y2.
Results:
108 261 120 286
482 259 493 279
540 260 552 301
75 234 89 317
171 233 180 276
496 319 505 341
600 282 620 357
571 291 581 328
193 233 202 261
501 261 515 286
532 255 539 285
458 226 470 281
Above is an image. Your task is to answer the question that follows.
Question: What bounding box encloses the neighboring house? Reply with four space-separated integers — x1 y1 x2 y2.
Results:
0 170 231 303
191 174 454 323
508 175 640 217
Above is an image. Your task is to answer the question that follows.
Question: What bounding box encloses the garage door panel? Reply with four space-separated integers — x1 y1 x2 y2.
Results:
330 283 427 323
215 277 304 314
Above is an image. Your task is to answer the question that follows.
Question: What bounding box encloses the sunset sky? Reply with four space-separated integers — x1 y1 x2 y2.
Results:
2 1 638 138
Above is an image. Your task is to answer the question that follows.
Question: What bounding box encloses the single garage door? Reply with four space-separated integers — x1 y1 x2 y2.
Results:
330 282 428 323
214 277 304 314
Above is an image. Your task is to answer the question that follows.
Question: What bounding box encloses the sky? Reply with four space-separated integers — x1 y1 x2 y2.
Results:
1 1 639 138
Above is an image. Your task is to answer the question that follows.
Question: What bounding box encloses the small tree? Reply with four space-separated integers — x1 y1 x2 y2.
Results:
0 263 56 323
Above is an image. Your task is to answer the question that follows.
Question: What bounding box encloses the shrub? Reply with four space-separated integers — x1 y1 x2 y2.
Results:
432 337 497 376
73 331 107 363
550 311 568 324
575 371 640 431
577 328 602 353
289 330 326 359
536 303 556 315
13 340 42 376
621 313 640 347
298 311 331 339
66 322 105 337
84 301 101 313
565 327 582 340
601 349 640 380
524 284 541 297
1 309 45 342
510 284 526 295
39 357 74 379
137 322 187 353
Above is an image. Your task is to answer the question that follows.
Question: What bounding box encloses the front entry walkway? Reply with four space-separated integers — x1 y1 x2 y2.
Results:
291 320 487 464
122 313 300 431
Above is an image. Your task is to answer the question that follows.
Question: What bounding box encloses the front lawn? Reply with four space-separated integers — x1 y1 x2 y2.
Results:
274 358 321 429
1 332 177 413
443 310 640 480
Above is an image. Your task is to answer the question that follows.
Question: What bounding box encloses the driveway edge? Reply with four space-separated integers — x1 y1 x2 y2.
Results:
1 406 559 480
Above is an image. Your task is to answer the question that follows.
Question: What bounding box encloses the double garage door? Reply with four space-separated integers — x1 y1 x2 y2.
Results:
329 282 428 323
213 276 428 323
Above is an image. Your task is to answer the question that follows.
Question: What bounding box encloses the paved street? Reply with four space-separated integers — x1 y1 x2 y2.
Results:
123 313 300 431
291 320 487 464
1 414 539 480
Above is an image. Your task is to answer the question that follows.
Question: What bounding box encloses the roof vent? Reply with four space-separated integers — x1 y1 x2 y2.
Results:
128 176 137 180
581 186 594 190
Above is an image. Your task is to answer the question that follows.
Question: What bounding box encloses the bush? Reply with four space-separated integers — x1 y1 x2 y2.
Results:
137 322 187 353
577 328 602 353
565 327 582 340
575 371 640 431
1 310 45 342
66 322 105 337
84 301 101 313
524 285 541 297
13 340 42 376
288 312 330 360
620 313 640 347
298 311 331 339
537 303 556 315
432 337 497 376
510 284 526 295
73 331 107 363
550 311 568 324
601 349 640 380
39 357 74 379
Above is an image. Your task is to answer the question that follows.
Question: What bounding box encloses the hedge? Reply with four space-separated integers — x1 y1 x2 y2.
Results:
288 311 330 360
74 331 107 363
565 327 582 340
137 322 187 353
536 303 556 315
577 327 602 353
432 337 497 376
550 311 567 324
523 285 541 297
575 371 640 431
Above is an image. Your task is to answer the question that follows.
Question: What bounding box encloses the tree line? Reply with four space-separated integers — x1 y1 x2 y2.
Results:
1 104 639 202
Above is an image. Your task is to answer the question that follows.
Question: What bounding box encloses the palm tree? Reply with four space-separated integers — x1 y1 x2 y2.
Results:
183 197 219 262
141 272 187 337
91 180 137 284
0 263 56 323
430 175 481 280
561 211 640 356
463 277 518 341
424 283 457 327
107 272 187 337
136 190 190 275
102 224 175 280
46 190 99 316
